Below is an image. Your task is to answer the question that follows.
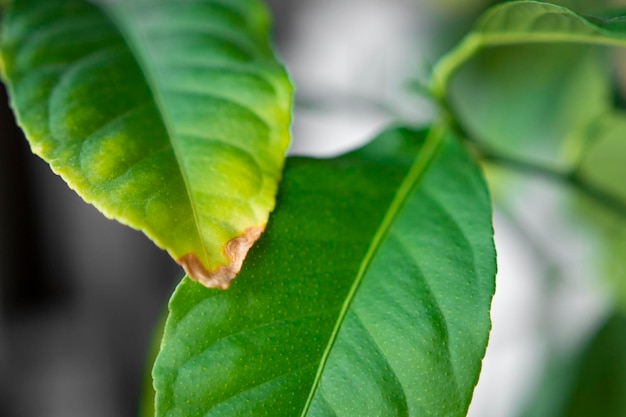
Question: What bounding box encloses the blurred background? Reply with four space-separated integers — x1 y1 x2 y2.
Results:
2 0 626 416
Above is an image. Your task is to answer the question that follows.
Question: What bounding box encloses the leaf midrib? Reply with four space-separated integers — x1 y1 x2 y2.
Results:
299 124 447 417
97 1 210 265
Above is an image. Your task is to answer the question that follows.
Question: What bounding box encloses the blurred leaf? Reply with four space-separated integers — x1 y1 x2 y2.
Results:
579 111 626 202
520 314 626 417
431 1 626 97
0 0 292 288
562 313 626 417
449 43 610 167
539 0 625 15
153 126 496 417
574 112 626 307
430 1 626 167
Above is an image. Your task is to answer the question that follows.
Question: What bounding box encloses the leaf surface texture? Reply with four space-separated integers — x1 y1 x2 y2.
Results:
0 0 293 287
154 126 497 416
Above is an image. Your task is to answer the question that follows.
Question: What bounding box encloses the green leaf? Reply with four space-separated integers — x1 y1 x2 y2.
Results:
431 1 626 99
153 126 496 416
0 0 292 288
432 0 626 308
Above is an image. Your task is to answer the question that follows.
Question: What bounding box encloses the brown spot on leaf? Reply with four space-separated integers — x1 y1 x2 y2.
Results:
179 226 264 290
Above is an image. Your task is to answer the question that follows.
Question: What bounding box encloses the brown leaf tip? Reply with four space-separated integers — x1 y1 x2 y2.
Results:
179 226 265 290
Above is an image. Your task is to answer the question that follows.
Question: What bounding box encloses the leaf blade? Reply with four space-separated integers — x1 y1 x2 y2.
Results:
307 128 495 417
154 126 496 417
0 0 293 287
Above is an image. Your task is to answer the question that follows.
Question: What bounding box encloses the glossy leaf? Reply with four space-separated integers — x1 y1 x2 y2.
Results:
0 0 293 288
153 126 497 416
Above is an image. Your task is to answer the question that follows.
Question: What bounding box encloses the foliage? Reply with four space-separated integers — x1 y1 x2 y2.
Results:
154 125 495 416
1 0 626 416
0 0 293 289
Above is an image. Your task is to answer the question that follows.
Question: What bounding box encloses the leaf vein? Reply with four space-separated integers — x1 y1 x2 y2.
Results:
299 124 447 416
98 2 211 265
389 231 464 406
352 310 410 417
201 362 320 416
176 309 340 370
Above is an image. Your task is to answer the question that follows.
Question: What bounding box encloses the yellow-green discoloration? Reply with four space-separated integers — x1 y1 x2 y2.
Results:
0 0 293 286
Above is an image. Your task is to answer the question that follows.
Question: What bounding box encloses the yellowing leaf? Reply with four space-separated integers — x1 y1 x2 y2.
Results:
0 0 293 288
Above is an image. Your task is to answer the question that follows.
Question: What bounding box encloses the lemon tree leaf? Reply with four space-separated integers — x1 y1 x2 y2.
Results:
428 1 626 307
0 0 293 288
153 126 497 417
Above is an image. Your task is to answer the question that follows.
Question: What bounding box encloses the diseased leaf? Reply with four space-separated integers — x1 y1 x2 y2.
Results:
153 126 497 417
0 0 292 288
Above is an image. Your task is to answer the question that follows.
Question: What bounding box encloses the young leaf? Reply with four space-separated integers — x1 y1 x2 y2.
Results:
430 1 626 99
153 126 497 416
0 0 292 288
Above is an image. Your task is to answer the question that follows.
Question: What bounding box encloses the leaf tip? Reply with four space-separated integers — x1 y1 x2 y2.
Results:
179 226 265 290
